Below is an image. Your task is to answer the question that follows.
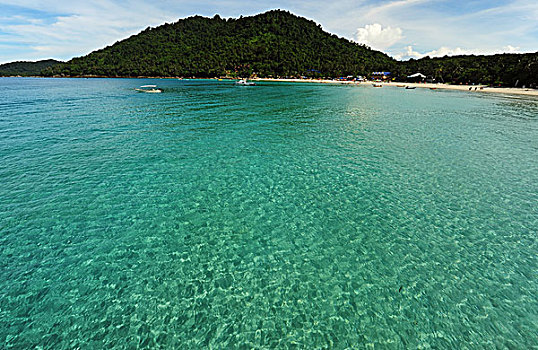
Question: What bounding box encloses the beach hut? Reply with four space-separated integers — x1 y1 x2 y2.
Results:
407 73 426 82
371 72 391 81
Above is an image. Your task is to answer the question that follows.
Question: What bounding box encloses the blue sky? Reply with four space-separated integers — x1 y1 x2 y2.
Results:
0 0 537 63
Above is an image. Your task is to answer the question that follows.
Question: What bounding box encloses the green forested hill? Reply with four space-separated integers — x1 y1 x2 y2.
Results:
44 10 395 78
396 53 538 87
0 59 62 76
37 10 537 86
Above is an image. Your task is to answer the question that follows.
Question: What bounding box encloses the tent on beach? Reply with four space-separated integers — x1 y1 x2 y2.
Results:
407 73 426 82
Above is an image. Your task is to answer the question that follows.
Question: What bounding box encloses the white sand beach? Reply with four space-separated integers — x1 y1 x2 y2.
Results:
253 78 538 97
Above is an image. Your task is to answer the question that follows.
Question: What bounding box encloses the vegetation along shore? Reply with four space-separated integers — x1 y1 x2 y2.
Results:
1 10 536 91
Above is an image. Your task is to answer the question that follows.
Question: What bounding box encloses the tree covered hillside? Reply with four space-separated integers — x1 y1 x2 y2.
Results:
396 53 538 87
44 10 395 78
39 10 537 86
0 59 62 76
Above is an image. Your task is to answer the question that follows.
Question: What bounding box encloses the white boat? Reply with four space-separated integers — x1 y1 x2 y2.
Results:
135 85 162 93
372 83 383 88
236 79 256 86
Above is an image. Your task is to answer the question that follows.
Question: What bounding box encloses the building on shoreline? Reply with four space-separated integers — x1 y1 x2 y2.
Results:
371 71 391 81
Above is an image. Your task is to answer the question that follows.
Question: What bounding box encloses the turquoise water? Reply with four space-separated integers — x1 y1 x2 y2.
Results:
1 78 537 349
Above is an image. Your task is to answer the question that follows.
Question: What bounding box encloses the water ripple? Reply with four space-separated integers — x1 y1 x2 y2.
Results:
1 78 537 348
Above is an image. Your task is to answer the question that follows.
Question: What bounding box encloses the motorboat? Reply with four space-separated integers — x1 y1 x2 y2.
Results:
405 86 416 89
135 85 162 93
372 83 383 87
236 79 256 86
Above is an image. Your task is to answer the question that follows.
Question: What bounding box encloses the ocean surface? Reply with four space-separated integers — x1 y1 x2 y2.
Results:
1 78 537 349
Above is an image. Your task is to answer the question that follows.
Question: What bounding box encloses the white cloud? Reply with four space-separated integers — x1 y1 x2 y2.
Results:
355 23 403 50
0 0 181 62
365 0 430 18
352 0 537 59
394 45 522 60
1 1 537 63
502 45 521 53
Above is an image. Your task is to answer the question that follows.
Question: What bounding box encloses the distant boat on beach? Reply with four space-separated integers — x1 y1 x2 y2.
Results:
405 86 416 89
372 83 383 88
236 79 256 86
135 85 162 93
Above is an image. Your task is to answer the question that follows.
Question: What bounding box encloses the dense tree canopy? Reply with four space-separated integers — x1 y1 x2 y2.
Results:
0 59 61 76
396 53 538 87
43 10 394 78
5 10 536 87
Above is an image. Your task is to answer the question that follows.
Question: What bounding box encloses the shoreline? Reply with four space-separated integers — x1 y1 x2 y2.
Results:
253 78 538 97
3 75 537 97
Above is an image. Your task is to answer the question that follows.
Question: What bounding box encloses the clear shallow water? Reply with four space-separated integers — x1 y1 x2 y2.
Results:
1 78 537 349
